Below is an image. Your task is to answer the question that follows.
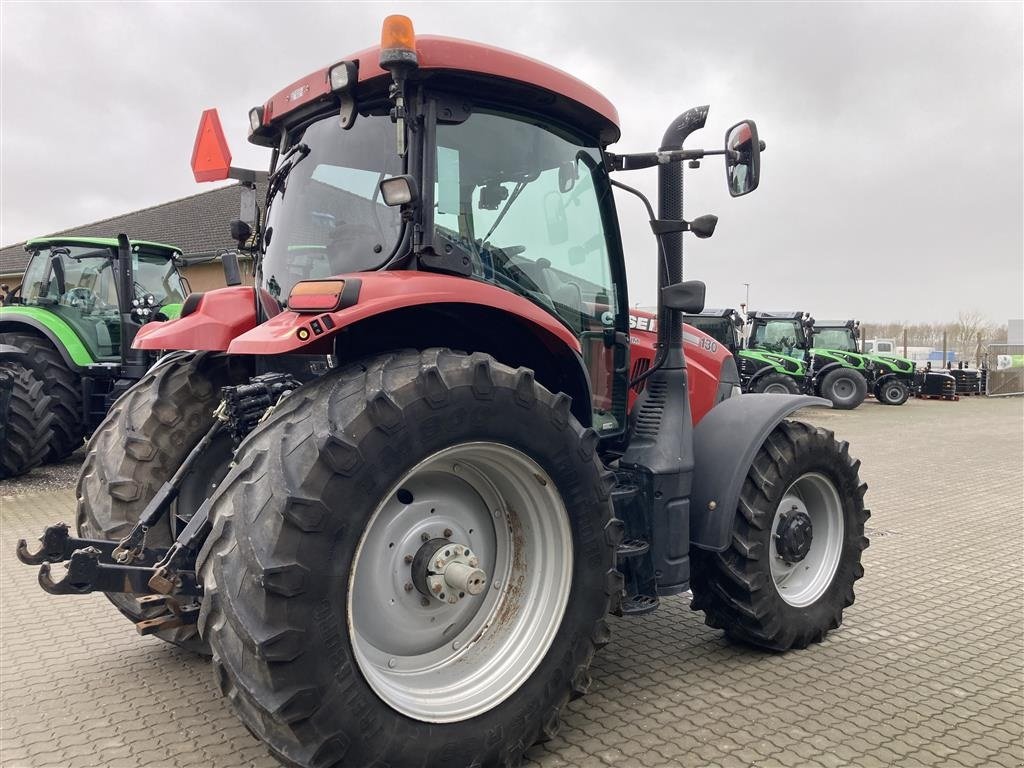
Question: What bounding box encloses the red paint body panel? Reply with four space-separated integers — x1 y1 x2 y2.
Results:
627 310 729 426
261 36 619 133
227 272 582 356
134 287 257 351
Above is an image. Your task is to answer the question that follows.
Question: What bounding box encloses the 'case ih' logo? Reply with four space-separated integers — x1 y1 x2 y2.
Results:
287 84 310 102
629 314 657 333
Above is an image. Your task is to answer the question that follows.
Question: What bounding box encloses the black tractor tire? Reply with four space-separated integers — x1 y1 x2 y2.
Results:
0 362 55 479
817 367 867 410
0 331 83 461
76 351 245 653
752 372 801 395
690 420 869 650
874 377 910 406
197 349 619 768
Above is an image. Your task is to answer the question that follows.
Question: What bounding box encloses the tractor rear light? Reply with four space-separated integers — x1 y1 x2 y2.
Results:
288 280 347 313
379 15 418 68
248 106 264 133
191 109 232 183
328 61 357 91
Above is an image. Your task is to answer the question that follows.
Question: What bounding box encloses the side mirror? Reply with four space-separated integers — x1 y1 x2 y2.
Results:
724 120 761 197
379 175 419 207
661 280 706 313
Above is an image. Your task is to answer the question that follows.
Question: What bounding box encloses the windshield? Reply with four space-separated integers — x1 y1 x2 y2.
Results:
750 319 804 356
259 113 403 315
685 316 736 348
134 251 186 305
813 328 859 352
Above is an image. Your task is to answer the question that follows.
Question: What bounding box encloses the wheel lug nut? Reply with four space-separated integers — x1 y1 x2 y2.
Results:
443 528 453 538
420 597 430 607
404 554 413 564
432 583 442 594
421 532 430 542
468 556 479 567
404 582 414 592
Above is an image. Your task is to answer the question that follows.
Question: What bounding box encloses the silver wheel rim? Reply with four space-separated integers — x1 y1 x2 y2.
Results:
348 441 573 723
769 472 844 607
885 384 903 402
832 377 855 401
764 382 790 395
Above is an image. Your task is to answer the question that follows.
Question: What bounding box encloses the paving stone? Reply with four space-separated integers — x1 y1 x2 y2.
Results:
0 397 1021 767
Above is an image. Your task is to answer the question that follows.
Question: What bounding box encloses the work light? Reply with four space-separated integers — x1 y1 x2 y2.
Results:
248 107 264 133
329 62 357 92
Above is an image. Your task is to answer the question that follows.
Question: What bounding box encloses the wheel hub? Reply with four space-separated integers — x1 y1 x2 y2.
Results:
412 537 487 604
774 505 814 563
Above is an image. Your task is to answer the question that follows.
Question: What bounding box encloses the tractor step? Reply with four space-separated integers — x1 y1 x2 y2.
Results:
616 538 650 559
620 594 660 616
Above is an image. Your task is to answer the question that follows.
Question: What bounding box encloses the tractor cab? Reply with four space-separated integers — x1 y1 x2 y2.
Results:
683 308 744 353
746 310 812 359
811 320 861 354
13 237 187 361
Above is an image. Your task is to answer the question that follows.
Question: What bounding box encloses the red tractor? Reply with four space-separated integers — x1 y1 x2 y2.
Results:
18 17 868 768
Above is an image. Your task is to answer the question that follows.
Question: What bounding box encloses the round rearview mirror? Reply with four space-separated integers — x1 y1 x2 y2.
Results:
725 120 761 197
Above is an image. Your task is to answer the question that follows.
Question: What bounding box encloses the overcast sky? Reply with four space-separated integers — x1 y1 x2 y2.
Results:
1 2 1021 323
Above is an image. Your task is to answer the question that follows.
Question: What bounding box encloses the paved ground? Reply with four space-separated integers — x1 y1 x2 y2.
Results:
1 396 1022 768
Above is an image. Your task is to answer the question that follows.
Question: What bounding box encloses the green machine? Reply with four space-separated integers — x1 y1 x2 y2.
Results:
811 319 916 406
0 235 188 477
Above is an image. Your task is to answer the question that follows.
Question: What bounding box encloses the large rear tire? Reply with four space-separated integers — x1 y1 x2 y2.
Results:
1 331 83 461
197 349 619 768
818 367 867 410
76 352 244 653
0 362 54 479
690 420 869 650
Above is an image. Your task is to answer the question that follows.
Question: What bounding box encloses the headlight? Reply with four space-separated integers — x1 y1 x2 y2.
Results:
731 385 742 399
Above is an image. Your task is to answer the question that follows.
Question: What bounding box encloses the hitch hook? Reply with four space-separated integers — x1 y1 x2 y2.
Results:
16 522 71 565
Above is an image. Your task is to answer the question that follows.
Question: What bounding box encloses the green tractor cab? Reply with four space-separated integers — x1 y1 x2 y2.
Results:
0 235 188 476
745 311 869 409
683 308 807 395
812 319 916 405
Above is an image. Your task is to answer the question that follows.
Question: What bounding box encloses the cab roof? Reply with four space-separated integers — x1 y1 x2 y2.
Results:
257 35 621 145
26 236 181 254
748 311 804 321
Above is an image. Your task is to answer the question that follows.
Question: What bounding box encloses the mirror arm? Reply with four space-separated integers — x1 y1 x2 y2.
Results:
608 148 711 172
227 167 261 184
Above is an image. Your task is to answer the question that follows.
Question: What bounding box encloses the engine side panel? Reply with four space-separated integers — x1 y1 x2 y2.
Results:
627 310 730 425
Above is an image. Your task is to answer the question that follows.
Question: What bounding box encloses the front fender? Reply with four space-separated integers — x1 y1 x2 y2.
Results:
690 394 830 552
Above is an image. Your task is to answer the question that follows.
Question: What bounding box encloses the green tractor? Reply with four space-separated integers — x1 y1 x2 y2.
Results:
746 311 870 409
0 235 189 477
811 319 916 405
684 308 809 395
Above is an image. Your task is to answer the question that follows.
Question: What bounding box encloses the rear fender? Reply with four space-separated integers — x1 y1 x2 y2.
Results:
226 272 581 356
690 394 830 552
134 287 257 351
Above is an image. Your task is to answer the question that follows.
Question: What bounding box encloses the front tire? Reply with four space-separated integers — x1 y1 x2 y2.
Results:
76 352 244 653
874 377 910 406
197 349 619 768
753 372 801 395
818 367 867 410
690 420 869 650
